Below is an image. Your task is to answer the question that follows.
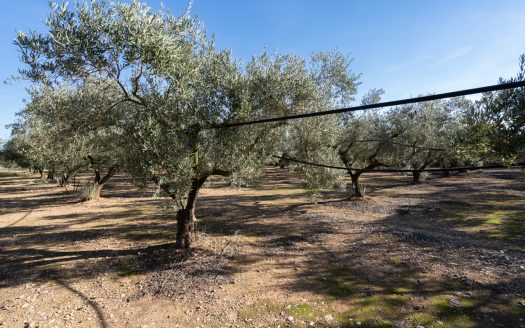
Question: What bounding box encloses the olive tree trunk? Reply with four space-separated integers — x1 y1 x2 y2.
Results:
349 171 365 198
82 183 104 201
46 170 55 181
175 176 208 249
412 170 422 184
81 166 116 201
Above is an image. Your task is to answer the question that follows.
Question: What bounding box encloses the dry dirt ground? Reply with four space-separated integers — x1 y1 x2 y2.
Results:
1 166 525 328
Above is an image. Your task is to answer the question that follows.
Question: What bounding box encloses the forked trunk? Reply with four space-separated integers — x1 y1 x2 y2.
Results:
47 170 55 181
80 166 116 201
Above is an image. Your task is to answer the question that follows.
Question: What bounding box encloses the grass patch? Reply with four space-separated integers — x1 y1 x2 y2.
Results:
337 310 393 328
315 265 486 327
408 312 437 326
336 293 409 327
315 265 357 298
238 301 329 324
427 294 476 328
117 262 140 277
483 211 509 225
199 218 230 234
440 205 525 245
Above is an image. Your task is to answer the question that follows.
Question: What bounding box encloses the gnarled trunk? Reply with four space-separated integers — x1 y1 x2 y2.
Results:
175 208 193 249
349 171 364 198
174 176 208 249
80 166 116 201
82 183 103 201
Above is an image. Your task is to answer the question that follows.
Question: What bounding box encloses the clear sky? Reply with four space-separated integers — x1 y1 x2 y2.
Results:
1 0 524 140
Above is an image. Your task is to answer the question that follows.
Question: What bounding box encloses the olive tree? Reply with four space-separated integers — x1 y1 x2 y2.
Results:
17 80 128 199
15 1 206 244
331 88 400 198
1 125 34 171
284 52 362 198
16 1 361 248
336 111 398 196
387 98 477 183
478 54 525 162
436 98 486 174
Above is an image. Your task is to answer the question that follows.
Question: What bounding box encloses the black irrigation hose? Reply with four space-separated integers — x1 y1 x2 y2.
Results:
271 154 525 173
212 81 525 128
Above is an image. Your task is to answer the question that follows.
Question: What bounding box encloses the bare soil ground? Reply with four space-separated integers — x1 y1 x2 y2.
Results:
1 166 524 328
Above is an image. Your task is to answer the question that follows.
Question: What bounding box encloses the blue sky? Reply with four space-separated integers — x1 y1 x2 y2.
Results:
1 0 524 140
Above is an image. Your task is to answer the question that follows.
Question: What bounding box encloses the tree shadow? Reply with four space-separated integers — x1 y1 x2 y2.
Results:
272 171 525 327
1 167 524 327
52 277 108 328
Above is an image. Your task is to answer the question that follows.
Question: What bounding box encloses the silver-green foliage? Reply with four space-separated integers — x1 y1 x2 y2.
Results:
14 1 367 246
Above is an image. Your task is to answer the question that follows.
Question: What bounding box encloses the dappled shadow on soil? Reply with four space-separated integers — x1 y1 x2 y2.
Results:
273 170 525 327
1 167 525 327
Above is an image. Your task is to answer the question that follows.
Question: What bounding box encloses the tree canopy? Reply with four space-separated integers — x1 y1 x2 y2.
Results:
5 0 524 248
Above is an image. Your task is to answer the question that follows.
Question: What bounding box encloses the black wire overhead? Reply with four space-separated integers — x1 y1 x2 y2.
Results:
271 154 524 173
212 81 525 128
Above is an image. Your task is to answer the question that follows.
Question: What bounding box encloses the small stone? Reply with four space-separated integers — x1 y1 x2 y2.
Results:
324 314 333 322
286 316 294 322
309 321 315 327
448 296 461 307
